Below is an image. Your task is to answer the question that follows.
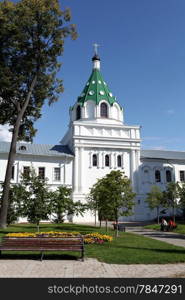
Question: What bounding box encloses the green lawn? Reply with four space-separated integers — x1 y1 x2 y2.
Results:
144 223 185 235
0 223 185 264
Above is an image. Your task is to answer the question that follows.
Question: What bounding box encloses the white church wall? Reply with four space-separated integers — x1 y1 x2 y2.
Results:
0 153 73 187
72 147 131 198
173 162 185 182
0 155 10 183
84 100 95 119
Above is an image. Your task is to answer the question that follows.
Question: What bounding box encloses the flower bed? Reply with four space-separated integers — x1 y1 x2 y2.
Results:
6 231 113 244
84 233 113 244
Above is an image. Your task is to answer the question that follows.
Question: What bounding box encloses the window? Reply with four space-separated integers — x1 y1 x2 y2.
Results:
76 105 81 120
155 170 161 182
117 155 122 167
19 145 27 151
166 170 172 183
54 167 61 181
105 154 110 167
38 167 45 179
92 154 97 167
180 171 185 182
11 166 15 180
100 102 108 118
143 168 150 183
23 166 30 177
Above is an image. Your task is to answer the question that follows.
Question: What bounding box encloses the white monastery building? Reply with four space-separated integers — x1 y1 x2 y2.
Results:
0 51 185 222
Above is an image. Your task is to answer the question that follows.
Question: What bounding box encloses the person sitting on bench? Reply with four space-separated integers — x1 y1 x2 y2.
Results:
160 218 168 231
168 219 177 231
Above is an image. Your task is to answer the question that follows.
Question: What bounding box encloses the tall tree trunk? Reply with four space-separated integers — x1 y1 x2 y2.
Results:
105 219 108 232
94 209 96 226
0 120 20 228
99 219 102 228
37 221 40 232
0 76 37 228
173 204 175 222
115 212 119 238
157 206 160 224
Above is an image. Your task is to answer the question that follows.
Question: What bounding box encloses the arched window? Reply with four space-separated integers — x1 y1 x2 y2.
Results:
155 170 161 182
19 145 27 151
143 168 150 183
105 154 110 167
166 170 172 182
76 105 81 120
117 155 122 167
100 102 108 118
92 154 97 166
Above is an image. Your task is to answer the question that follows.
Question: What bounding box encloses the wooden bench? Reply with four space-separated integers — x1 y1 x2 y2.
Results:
0 236 84 261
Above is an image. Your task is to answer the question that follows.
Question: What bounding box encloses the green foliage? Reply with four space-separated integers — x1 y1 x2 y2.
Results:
50 186 87 223
177 183 185 218
0 0 77 140
20 169 52 227
88 170 136 223
178 183 185 208
145 186 163 209
145 185 164 223
0 0 77 228
1 223 185 264
0 184 24 225
163 182 180 221
163 182 180 206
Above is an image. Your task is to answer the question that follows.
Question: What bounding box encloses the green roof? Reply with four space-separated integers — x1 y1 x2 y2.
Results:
77 68 117 106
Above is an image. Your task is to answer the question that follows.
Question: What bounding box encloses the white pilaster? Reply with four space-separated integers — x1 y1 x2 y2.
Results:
114 153 117 169
122 153 124 169
74 147 79 192
79 147 83 192
102 152 104 168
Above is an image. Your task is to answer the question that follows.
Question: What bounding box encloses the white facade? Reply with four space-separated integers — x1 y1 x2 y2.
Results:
0 54 185 223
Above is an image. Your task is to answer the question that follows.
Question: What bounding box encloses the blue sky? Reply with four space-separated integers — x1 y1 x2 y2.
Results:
1 0 185 151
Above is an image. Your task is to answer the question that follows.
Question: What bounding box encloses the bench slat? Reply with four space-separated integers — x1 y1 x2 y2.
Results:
0 236 84 261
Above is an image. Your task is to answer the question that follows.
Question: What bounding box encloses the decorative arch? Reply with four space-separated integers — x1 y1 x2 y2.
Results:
117 155 122 167
112 103 120 120
76 105 81 120
92 154 97 166
105 154 110 167
166 170 172 182
155 170 161 182
100 102 108 118
86 100 95 119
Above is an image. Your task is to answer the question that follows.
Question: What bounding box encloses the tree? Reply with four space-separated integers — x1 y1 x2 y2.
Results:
50 186 87 223
145 185 164 224
0 183 24 225
21 169 52 231
0 0 77 228
88 176 110 229
177 183 185 219
88 170 136 235
163 182 180 222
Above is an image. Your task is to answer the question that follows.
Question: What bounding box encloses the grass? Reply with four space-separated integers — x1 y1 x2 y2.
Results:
144 223 185 235
0 223 185 264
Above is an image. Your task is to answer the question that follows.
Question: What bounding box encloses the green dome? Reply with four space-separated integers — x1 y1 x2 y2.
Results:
77 68 117 106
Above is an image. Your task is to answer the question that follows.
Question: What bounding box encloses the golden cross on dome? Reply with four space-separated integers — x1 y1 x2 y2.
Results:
93 43 100 55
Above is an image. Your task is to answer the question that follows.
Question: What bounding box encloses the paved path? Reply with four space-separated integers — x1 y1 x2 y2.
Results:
0 258 185 278
126 227 185 248
0 226 185 278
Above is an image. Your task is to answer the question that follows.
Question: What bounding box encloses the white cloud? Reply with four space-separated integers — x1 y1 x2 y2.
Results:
143 136 162 141
0 125 12 142
166 109 175 115
151 146 166 150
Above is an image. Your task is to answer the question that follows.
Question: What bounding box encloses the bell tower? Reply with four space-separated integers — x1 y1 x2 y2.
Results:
60 48 141 223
